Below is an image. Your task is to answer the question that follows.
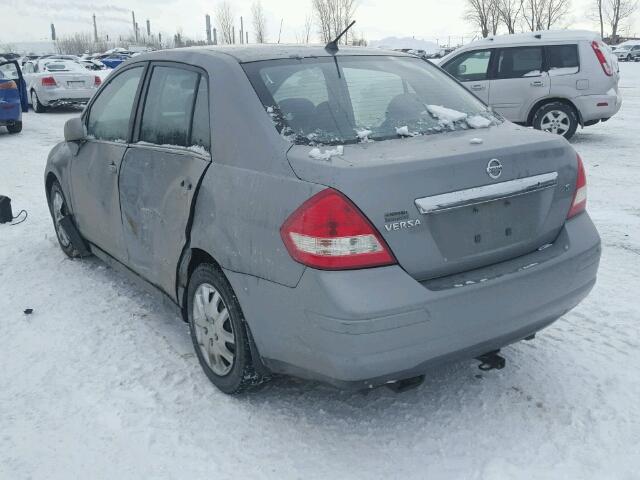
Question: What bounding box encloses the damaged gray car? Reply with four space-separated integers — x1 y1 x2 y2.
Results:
45 45 601 394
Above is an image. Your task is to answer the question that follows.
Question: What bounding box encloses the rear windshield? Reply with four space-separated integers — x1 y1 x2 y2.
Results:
243 55 500 145
43 61 84 72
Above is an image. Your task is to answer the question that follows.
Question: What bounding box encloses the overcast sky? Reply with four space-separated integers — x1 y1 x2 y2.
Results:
1 0 638 46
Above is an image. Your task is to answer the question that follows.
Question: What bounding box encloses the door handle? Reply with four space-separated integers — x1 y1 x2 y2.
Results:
470 84 485 91
530 81 545 87
180 180 192 190
107 162 117 172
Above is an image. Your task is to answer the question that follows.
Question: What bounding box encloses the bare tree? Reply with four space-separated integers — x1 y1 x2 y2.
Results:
489 0 501 34
592 0 605 37
56 33 93 55
303 14 313 43
251 1 267 43
521 0 545 30
312 0 358 44
605 0 638 43
464 0 494 37
521 0 569 30
215 1 235 44
498 0 524 33
543 0 571 28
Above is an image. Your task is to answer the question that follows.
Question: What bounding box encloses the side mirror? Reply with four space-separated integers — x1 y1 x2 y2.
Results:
64 117 85 142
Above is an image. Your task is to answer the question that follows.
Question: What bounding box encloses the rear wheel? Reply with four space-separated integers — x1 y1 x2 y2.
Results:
532 102 578 140
187 263 264 394
6 122 22 134
627 54 633 62
31 90 46 113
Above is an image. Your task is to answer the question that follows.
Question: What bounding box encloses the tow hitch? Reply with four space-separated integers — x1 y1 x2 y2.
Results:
475 350 506 371
386 375 425 393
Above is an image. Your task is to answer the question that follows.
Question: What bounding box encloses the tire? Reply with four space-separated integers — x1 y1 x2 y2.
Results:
7 121 22 134
187 263 265 394
31 90 46 113
48 180 83 258
627 54 632 62
532 102 579 140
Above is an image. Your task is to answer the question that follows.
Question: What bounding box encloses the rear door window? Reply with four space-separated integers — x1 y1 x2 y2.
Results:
443 50 492 82
87 66 144 142
190 76 211 153
546 44 579 75
140 66 200 147
496 47 543 78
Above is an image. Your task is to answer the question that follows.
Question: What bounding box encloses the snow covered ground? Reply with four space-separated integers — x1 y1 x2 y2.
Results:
1 64 639 479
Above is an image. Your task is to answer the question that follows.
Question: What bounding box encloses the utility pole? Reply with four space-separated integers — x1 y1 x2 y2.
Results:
206 14 212 44
92 14 98 43
240 16 244 44
278 18 283 43
146 19 151 37
233 26 236 44
132 11 138 42
158 32 162 47
213 28 217 45
246 31 249 44
51 23 56 41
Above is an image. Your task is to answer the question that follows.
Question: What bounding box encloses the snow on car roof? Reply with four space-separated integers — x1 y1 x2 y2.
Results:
470 30 601 47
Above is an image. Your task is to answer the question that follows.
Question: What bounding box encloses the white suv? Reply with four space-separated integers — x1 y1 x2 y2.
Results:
440 30 621 139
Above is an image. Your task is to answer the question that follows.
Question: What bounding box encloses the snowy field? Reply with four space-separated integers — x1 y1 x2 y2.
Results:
1 64 639 479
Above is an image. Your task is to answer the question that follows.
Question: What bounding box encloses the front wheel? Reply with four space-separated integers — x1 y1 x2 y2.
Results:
532 102 578 140
48 180 84 258
6 121 22 134
627 54 633 62
187 264 265 394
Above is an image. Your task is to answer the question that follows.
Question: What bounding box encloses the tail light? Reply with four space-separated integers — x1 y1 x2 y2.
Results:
280 188 397 270
591 41 613 77
94 76 101 87
41 76 57 87
0 80 17 90
567 154 587 218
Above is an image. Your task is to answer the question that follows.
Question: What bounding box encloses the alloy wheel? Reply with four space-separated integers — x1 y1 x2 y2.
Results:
540 110 570 136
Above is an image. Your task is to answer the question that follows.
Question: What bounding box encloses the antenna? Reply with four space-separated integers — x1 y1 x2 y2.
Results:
325 20 356 53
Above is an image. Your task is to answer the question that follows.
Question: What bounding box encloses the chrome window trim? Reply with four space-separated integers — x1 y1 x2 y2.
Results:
415 171 558 215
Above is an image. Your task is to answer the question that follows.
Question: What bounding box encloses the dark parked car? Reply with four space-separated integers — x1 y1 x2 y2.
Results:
45 45 601 394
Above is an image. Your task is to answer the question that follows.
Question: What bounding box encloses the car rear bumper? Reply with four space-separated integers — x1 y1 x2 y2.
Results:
227 212 601 389
0 101 21 124
38 87 94 106
575 90 622 123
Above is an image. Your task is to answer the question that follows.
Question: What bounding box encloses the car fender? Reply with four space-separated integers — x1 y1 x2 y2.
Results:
44 141 76 212
185 163 320 292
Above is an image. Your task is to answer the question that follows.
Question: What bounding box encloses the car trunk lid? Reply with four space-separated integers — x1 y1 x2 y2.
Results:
286 123 577 281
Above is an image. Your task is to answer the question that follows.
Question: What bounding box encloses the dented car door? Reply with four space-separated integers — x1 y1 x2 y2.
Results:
118 64 211 298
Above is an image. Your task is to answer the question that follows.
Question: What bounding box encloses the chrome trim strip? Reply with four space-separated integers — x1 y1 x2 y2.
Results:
415 172 558 215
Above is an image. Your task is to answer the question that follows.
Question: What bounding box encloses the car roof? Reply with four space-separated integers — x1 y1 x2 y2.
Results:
138 44 406 64
470 30 600 48
439 30 601 64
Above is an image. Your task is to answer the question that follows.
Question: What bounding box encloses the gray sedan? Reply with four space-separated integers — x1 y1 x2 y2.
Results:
45 45 601 394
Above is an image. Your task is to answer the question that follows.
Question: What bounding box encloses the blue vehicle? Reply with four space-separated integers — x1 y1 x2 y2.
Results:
0 59 28 134
99 54 129 69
